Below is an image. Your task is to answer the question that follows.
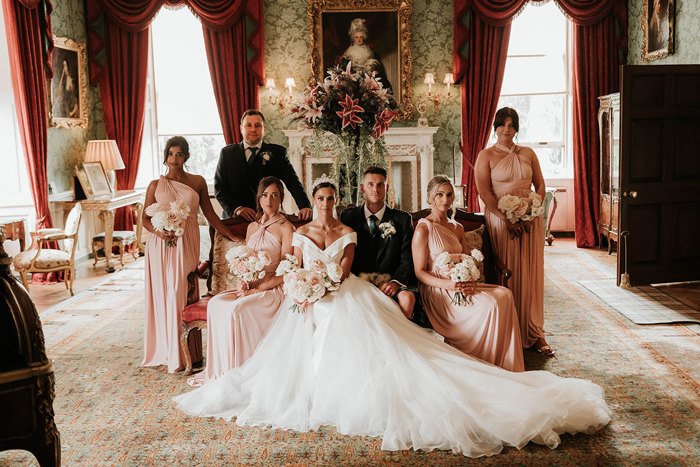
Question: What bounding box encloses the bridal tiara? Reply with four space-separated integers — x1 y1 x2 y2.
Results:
312 174 336 189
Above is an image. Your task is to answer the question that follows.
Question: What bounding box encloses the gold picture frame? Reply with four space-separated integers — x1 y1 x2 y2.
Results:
641 0 675 62
309 0 413 120
82 161 112 197
48 36 88 128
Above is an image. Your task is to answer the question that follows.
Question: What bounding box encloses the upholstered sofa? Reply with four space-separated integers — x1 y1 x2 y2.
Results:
180 208 510 374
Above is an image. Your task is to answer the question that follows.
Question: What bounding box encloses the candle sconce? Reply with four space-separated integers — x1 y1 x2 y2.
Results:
265 77 296 114
417 73 454 127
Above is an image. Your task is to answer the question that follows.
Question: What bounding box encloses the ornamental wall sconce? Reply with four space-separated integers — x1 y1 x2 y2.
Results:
417 72 454 127
265 77 296 114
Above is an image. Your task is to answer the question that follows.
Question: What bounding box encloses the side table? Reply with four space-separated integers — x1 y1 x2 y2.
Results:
54 190 145 273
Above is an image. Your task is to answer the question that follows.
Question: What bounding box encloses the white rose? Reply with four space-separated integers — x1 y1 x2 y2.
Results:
471 249 484 262
290 281 311 302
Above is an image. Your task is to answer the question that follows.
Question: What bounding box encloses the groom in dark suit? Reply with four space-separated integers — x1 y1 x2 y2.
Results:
214 109 312 220
340 166 417 319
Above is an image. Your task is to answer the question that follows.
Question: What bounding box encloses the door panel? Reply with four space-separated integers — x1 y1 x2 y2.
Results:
619 65 700 285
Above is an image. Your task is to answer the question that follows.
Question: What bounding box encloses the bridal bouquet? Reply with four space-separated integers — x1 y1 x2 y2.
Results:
225 245 271 287
434 249 485 306
145 200 190 247
276 254 343 315
497 192 544 225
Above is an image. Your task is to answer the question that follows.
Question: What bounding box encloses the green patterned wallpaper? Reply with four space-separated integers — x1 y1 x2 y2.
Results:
627 0 700 65
262 0 462 180
47 0 106 194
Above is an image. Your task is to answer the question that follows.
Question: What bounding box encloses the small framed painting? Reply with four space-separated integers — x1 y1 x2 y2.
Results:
82 161 112 196
48 36 88 128
641 0 675 62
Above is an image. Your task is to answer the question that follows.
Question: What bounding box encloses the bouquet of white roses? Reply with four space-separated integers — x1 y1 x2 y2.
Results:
225 245 271 287
276 254 343 315
434 249 484 306
497 192 544 225
145 200 190 247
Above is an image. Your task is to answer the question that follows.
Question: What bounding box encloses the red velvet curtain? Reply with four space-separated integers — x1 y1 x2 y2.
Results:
454 0 627 245
2 0 53 231
85 0 264 229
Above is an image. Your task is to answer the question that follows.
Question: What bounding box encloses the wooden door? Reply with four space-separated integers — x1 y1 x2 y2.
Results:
618 65 700 286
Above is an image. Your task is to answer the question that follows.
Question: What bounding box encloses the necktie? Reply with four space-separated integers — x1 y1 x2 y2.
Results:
369 214 379 236
247 147 259 166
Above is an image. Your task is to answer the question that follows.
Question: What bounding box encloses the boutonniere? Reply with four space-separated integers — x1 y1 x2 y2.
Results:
259 151 271 165
378 221 396 239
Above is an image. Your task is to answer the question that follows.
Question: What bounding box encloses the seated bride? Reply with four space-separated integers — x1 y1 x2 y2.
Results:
174 176 611 458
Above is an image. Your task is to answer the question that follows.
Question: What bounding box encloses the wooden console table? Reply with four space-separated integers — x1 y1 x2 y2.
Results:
55 190 145 273
0 217 26 252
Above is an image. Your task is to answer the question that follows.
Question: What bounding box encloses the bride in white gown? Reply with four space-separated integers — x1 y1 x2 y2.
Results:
174 178 611 458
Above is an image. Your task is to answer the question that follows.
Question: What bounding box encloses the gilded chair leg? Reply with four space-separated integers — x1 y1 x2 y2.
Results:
119 243 125 267
181 323 193 376
68 268 75 296
20 271 30 293
92 242 99 267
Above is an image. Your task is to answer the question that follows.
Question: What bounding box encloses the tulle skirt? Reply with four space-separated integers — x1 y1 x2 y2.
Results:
174 275 610 458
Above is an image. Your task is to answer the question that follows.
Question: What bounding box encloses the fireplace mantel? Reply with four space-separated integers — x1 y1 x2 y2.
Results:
282 127 438 211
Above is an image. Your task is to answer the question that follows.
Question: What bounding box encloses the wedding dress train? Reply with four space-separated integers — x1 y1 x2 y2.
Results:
174 232 610 458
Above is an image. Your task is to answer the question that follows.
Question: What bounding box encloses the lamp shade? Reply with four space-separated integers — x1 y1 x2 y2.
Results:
423 73 435 85
85 140 125 171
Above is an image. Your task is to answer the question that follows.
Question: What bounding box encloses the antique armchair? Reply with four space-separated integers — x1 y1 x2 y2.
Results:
13 204 83 296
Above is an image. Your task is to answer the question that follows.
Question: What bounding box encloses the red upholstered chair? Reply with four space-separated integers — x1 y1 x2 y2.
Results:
179 214 310 376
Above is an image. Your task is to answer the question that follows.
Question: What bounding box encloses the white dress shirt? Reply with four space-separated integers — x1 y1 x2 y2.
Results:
364 203 386 227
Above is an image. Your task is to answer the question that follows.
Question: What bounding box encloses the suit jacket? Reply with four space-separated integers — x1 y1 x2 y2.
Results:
214 142 311 219
340 204 416 286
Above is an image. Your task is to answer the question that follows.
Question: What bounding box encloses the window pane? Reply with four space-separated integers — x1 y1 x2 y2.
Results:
534 147 566 178
151 7 223 135
496 94 565 143
500 56 566 95
507 2 567 57
159 134 226 181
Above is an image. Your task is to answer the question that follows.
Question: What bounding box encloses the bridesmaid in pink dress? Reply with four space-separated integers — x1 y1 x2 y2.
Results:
142 136 234 373
190 177 294 385
475 107 552 356
413 175 524 372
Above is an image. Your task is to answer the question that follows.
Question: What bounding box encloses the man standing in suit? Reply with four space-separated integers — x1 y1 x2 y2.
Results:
214 109 312 220
340 166 416 319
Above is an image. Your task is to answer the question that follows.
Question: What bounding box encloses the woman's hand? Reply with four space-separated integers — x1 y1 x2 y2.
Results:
452 281 476 295
234 280 248 298
506 221 524 237
158 230 177 243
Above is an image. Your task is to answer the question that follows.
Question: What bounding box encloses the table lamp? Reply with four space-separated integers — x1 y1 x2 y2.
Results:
85 140 124 192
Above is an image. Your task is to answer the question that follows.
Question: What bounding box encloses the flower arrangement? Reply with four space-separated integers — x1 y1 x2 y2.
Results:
145 200 190 247
225 245 271 286
434 249 485 306
497 192 544 225
291 63 399 204
276 254 343 316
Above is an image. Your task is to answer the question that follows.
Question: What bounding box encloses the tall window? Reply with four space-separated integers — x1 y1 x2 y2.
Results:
136 6 225 188
496 2 573 179
0 5 34 216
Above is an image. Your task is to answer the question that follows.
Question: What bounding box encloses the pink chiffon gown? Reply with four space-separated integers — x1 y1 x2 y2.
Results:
189 215 286 386
484 144 545 348
417 218 524 372
142 177 202 373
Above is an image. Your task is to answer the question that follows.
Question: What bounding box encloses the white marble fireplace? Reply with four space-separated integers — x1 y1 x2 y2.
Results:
282 127 438 212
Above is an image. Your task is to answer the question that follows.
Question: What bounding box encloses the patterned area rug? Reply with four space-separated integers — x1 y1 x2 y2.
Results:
580 279 700 325
2 256 700 465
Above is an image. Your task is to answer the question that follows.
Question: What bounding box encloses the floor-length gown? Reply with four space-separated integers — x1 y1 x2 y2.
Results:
174 232 611 458
484 144 545 348
142 177 202 373
418 219 524 372
189 215 286 386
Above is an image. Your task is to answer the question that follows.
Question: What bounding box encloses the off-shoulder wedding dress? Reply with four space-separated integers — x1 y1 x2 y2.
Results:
174 232 610 458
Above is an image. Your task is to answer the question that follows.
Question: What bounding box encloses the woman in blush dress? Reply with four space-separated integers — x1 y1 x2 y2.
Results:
142 136 234 373
413 175 524 372
189 177 294 386
174 177 611 459
475 107 552 356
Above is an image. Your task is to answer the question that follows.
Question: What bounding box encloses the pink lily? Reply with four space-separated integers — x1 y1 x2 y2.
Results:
336 94 364 129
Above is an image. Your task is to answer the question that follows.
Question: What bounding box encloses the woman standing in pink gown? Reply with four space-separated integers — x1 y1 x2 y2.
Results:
475 107 552 356
413 175 524 372
142 136 234 373
190 177 294 385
